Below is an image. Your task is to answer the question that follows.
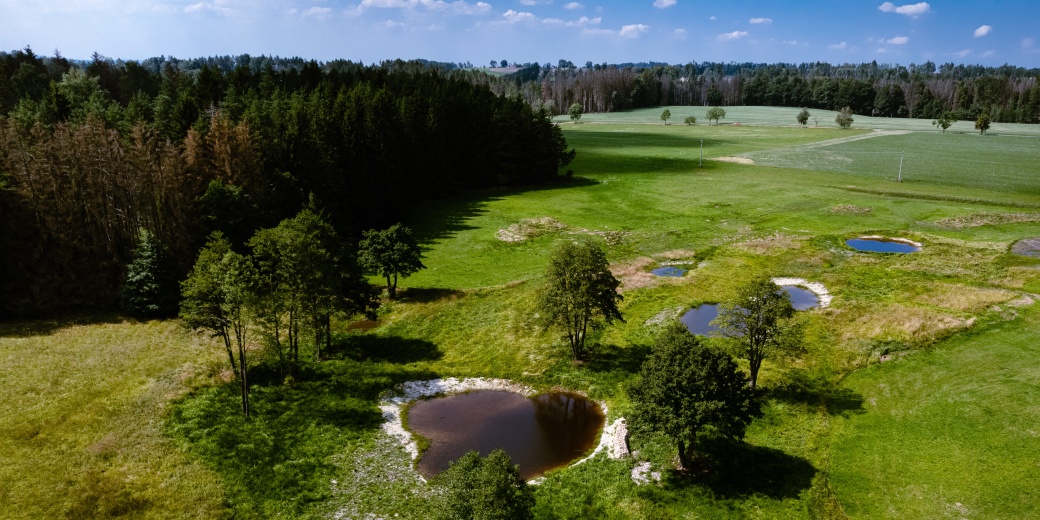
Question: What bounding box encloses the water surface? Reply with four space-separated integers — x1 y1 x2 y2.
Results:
651 266 687 277
681 304 721 336
846 238 920 253
781 286 820 310
407 391 604 480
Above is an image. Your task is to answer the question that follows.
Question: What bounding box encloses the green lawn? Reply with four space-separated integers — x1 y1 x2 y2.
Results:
3 108 1040 518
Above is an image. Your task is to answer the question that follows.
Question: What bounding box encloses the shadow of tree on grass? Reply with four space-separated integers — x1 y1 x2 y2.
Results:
334 333 444 364
671 438 817 500
767 369 865 417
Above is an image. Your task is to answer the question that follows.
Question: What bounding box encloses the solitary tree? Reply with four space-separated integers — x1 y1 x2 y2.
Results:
359 223 425 300
660 108 671 124
629 322 758 469
706 106 726 126
537 239 622 360
975 112 991 134
120 229 179 318
797 108 811 127
932 112 954 133
568 103 583 124
180 233 257 416
835 106 854 129
433 450 534 520
712 277 803 388
683 115 697 125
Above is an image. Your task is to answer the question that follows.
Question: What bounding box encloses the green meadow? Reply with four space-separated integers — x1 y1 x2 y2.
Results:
2 107 1039 518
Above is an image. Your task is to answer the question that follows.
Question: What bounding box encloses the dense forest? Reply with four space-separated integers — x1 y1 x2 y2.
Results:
483 59 1039 123
0 48 573 316
2 48 1038 316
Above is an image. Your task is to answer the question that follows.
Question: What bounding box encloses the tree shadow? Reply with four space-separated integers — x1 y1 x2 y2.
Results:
584 342 651 374
334 334 444 364
671 439 817 500
396 287 465 303
0 312 143 338
767 369 866 417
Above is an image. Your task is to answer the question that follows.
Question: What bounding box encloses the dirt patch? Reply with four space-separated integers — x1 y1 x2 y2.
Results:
496 217 567 242
829 204 873 214
655 249 697 261
611 257 658 292
1012 238 1040 257
714 156 755 165
734 232 800 255
937 213 1040 229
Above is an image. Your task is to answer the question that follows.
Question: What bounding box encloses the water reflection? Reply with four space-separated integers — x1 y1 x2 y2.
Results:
846 238 920 253
407 390 604 480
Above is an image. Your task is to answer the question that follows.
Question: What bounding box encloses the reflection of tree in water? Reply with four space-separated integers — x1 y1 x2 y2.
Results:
532 393 604 457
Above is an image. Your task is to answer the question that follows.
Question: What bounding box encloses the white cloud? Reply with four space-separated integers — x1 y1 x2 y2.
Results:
673 28 688 40
1023 38 1037 49
829 41 847 49
498 9 537 24
981 50 995 57
542 16 601 27
581 27 616 37
619 24 649 38
783 40 807 46
351 0 492 16
885 36 909 44
653 0 676 9
717 30 748 42
749 17 772 24
974 25 992 38
875 47 887 54
381 19 405 28
302 6 332 19
183 2 232 15
878 2 930 17
955 49 971 57
564 2 584 9
709 15 716 21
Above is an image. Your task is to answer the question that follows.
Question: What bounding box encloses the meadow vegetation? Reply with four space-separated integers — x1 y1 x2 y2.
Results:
2 107 1039 518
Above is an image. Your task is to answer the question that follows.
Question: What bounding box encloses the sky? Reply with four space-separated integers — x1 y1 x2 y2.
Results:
2 1 1039 68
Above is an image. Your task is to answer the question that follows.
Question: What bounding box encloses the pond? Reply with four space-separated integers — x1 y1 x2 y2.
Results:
846 237 921 253
406 390 604 480
781 286 820 310
680 304 722 336
651 266 687 277
1012 238 1040 258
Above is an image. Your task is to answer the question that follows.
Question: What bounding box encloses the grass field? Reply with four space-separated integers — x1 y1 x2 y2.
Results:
3 108 1039 518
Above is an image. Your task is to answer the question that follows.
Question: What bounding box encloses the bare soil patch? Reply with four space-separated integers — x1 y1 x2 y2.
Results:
714 156 755 165
496 217 567 242
829 204 873 214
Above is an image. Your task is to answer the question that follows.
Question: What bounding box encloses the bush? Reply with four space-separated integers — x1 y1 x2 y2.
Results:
684 116 697 125
433 450 534 520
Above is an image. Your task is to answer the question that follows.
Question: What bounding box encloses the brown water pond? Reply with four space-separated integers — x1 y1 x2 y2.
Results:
406 390 604 480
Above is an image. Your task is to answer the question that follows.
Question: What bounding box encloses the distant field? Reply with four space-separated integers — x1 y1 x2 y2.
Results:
555 105 1040 137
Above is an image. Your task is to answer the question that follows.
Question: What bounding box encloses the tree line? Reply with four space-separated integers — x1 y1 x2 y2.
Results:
0 48 574 316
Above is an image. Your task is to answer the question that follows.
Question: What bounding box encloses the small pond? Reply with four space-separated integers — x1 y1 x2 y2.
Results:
1012 238 1040 258
406 390 604 480
846 237 920 253
651 265 687 277
781 286 820 310
680 304 722 336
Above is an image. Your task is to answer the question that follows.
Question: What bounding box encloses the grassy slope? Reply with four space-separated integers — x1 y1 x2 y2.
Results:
0 318 227 519
829 304 1040 519
4 109 1040 518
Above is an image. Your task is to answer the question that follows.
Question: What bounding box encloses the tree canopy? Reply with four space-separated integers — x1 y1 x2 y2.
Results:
629 322 758 469
712 277 803 388
797 108 811 127
120 229 180 318
975 112 991 134
359 223 425 300
932 112 955 132
433 450 534 520
835 106 855 129
660 108 671 124
537 239 622 360
568 103 583 123
706 106 726 125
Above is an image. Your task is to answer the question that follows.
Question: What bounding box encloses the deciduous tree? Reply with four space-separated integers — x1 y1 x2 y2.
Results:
629 322 758 469
835 106 854 129
932 112 955 132
683 115 697 125
537 239 622 360
660 108 671 124
359 223 425 300
433 450 534 520
975 112 991 134
568 103 583 123
797 108 811 127
706 106 726 126
712 277 803 388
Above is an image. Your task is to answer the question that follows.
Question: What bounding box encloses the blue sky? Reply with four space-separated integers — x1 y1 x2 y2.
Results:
2 1 1039 67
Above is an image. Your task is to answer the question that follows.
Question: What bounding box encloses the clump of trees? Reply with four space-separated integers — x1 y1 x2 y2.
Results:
835 106 855 129
629 322 758 469
712 277 804 388
432 450 534 520
537 239 622 361
180 209 378 415
706 106 726 125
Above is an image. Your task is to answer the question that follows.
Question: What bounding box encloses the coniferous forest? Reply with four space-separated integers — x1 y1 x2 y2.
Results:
1 48 1038 316
0 49 574 316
